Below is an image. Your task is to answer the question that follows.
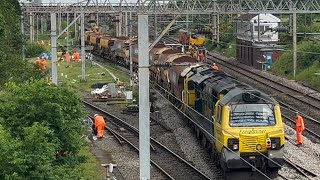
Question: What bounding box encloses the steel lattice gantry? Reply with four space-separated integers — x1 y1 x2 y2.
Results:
22 0 320 14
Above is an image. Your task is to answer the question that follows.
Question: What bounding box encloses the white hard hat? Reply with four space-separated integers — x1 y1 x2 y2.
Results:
213 63 216 66
94 114 98 117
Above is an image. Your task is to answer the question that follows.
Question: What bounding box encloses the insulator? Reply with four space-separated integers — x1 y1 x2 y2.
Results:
112 19 120 22
273 26 288 33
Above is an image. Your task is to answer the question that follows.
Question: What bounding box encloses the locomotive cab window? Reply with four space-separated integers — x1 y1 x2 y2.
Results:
216 105 223 124
229 104 275 127
188 81 194 90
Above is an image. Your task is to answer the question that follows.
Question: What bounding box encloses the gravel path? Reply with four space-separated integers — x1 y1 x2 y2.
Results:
153 91 218 179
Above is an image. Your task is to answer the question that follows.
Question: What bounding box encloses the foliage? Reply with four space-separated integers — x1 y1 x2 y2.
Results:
25 42 48 58
295 62 320 88
0 0 45 86
0 79 85 153
271 41 320 77
0 80 100 179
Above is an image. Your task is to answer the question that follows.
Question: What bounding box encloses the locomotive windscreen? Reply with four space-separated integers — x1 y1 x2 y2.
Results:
229 104 276 127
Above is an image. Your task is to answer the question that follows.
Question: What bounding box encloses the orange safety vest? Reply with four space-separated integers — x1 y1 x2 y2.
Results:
65 53 71 62
295 115 305 132
94 115 106 127
212 65 219 70
39 59 46 70
73 52 80 61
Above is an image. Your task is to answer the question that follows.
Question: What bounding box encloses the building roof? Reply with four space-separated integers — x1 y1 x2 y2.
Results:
235 13 281 23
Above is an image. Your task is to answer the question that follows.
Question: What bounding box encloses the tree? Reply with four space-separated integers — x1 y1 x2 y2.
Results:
0 80 85 154
0 80 93 179
0 0 44 86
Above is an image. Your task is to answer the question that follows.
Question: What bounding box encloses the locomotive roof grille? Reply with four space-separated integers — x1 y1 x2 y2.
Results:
220 88 276 104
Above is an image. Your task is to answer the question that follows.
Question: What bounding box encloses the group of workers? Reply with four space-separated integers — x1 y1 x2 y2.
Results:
36 50 81 70
61 50 81 63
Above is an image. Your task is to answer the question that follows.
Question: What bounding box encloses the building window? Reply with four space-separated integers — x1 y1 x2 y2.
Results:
254 26 265 32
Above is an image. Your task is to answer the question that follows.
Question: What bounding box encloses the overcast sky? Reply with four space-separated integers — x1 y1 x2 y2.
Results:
22 0 135 3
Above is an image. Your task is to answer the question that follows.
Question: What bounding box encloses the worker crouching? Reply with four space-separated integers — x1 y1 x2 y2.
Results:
94 114 106 138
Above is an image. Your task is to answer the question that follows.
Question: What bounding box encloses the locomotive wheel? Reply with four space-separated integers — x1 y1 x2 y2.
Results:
201 134 208 148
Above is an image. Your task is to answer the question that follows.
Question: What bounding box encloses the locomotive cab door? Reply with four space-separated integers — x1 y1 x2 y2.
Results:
213 103 224 151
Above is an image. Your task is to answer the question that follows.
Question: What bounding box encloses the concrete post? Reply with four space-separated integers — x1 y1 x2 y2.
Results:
30 13 34 42
186 14 189 30
21 15 25 61
74 12 77 39
125 12 128 36
129 12 133 87
119 13 123 36
67 12 69 52
50 13 58 85
96 0 99 26
138 14 150 180
81 12 86 82
36 14 39 41
217 14 220 43
293 12 297 77
41 15 44 35
258 14 260 41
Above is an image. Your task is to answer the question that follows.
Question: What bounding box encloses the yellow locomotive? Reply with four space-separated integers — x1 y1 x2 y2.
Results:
166 64 284 178
178 30 207 62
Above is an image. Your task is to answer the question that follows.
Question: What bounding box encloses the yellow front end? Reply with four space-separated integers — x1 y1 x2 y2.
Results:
100 39 109 49
183 78 196 107
214 104 285 170
90 36 97 46
190 36 205 46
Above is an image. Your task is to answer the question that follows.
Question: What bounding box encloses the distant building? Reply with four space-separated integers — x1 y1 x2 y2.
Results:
234 14 281 42
234 14 283 71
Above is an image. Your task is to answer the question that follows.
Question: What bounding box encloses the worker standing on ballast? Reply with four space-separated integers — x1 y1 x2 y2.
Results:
295 112 305 146
94 114 106 139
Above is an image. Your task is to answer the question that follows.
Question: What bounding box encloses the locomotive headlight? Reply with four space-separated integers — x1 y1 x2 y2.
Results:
270 137 281 149
228 138 239 151
233 144 238 150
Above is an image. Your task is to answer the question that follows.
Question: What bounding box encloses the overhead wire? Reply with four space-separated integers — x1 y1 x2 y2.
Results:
206 38 320 55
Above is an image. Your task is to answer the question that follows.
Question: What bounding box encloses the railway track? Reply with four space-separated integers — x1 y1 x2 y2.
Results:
206 53 320 112
83 100 214 180
205 53 320 140
284 156 318 179
160 36 320 140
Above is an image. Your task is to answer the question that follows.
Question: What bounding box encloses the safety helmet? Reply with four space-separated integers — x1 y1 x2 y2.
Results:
213 63 216 66
94 114 98 117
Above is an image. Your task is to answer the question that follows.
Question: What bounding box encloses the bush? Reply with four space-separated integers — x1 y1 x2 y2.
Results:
271 40 320 78
25 42 47 58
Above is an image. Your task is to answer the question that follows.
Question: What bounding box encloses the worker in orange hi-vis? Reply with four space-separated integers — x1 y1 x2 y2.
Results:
73 50 80 62
212 63 219 70
39 58 47 70
94 114 106 138
295 112 305 146
198 51 204 62
64 52 71 63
